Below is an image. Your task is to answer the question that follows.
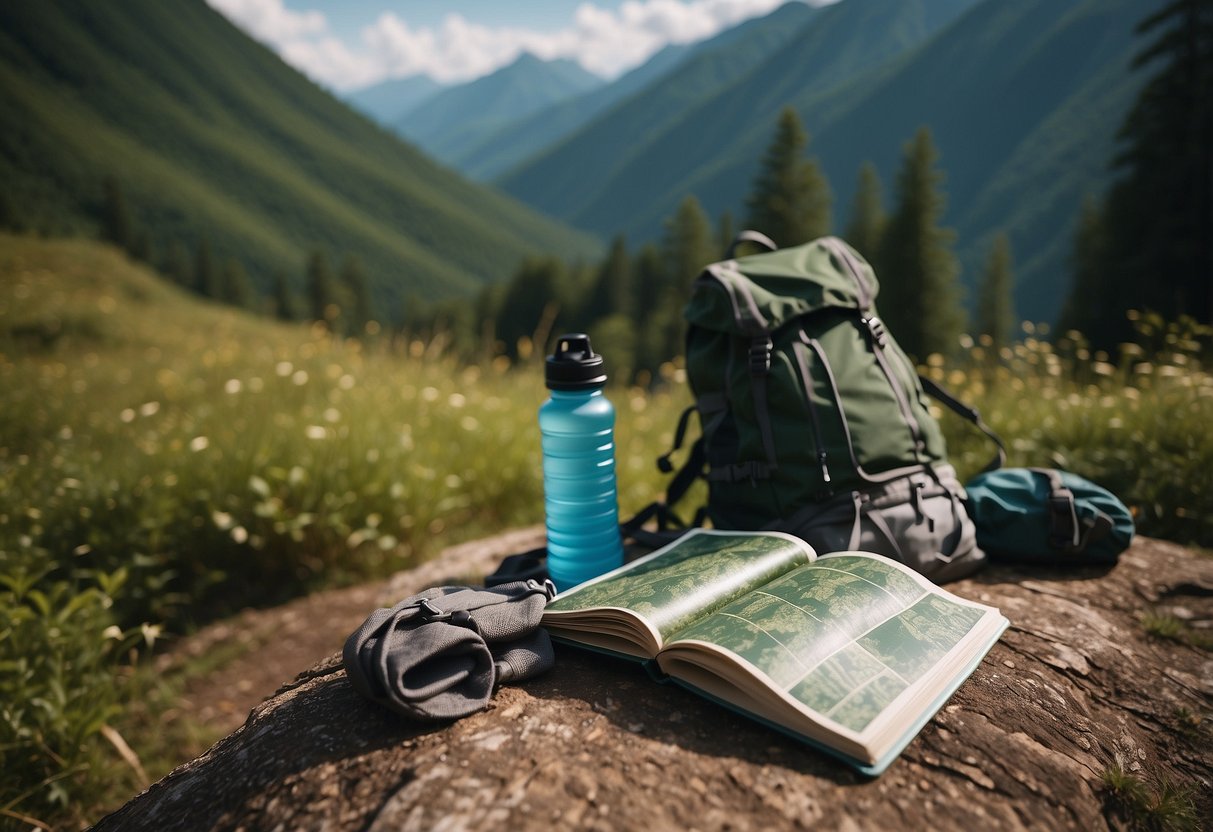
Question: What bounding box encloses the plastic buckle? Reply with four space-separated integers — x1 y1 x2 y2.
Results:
414 598 447 619
749 337 773 375
1047 492 1081 552
863 317 888 347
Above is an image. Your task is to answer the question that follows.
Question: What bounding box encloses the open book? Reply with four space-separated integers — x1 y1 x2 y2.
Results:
542 529 1008 775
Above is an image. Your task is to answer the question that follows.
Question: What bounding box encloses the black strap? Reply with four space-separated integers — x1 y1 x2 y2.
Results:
1030 467 1113 554
620 435 708 548
658 404 697 473
749 336 779 469
918 374 1006 473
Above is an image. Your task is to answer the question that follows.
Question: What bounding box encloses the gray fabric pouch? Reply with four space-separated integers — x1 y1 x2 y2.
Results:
772 464 986 583
343 579 556 722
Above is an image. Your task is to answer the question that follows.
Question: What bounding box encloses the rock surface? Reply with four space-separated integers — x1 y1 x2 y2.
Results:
95 534 1213 831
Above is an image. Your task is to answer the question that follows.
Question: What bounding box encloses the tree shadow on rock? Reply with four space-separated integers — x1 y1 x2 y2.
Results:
522 643 864 786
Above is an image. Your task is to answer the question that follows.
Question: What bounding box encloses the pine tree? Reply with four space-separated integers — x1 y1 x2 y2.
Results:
1063 0 1213 349
663 195 716 291
649 196 717 371
582 235 634 325
845 162 887 263
219 258 254 309
717 211 736 258
631 243 670 382
744 107 832 247
976 233 1017 352
305 249 336 325
495 256 567 360
400 291 429 337
632 243 667 326
876 127 965 361
340 255 372 336
193 238 220 299
162 240 192 287
271 268 297 321
1058 197 1111 339
100 176 135 253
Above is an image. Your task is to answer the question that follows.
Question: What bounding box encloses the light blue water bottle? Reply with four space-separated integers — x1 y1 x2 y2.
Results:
540 333 624 592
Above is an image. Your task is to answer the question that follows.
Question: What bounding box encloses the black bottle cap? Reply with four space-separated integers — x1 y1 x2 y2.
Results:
545 333 607 390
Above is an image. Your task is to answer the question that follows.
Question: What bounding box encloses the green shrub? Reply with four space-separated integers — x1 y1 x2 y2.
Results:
1101 764 1200 831
0 543 146 827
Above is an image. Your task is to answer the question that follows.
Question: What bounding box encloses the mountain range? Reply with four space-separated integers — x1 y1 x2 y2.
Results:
394 53 605 170
347 74 445 126
0 0 1157 325
0 1 599 310
348 0 1151 324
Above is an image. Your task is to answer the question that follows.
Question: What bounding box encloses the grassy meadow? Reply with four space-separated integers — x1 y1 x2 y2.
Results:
2 232 1211 827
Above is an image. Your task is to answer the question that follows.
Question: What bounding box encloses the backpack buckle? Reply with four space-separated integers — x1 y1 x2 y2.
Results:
406 597 472 628
863 317 889 348
749 337 773 375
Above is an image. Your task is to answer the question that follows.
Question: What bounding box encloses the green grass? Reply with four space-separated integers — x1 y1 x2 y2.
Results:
1101 765 1201 832
1140 611 1213 652
927 319 1213 549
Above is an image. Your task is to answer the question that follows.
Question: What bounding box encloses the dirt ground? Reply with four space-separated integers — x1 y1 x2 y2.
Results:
156 526 550 744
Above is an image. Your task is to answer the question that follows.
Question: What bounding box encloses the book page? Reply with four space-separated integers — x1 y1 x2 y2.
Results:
660 553 998 746
543 529 815 650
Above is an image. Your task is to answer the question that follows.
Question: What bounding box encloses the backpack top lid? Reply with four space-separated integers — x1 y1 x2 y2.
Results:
685 237 878 337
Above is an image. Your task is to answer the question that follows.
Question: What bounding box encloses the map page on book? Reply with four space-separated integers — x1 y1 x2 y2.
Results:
657 552 998 741
543 529 814 650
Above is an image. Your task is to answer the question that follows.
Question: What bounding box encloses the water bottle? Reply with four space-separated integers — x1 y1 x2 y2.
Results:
540 333 624 592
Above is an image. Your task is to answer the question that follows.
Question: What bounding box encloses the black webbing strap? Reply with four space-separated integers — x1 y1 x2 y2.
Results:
918 374 1006 473
749 336 779 470
1030 467 1113 554
620 435 707 548
657 404 696 473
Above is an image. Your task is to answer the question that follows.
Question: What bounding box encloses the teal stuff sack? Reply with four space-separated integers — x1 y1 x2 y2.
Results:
964 468 1134 565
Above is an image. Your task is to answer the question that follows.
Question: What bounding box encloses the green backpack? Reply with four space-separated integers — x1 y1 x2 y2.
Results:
654 234 1003 582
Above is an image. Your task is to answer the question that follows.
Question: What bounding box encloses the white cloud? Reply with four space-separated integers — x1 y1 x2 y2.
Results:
207 0 326 44
207 0 803 92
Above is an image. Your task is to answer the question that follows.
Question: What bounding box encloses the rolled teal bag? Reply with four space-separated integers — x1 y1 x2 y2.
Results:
964 468 1134 565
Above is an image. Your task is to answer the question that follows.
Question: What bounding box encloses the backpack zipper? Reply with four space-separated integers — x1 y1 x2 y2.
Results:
800 331 866 481
791 336 832 489
824 239 927 462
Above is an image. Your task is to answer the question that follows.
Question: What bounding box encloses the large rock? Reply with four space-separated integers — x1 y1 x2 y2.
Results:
93 535 1213 831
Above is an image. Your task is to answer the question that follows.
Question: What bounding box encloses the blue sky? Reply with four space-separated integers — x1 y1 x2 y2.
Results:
206 0 822 91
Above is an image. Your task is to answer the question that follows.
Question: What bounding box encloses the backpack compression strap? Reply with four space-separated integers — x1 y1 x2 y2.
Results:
1029 467 1114 554
917 374 1006 473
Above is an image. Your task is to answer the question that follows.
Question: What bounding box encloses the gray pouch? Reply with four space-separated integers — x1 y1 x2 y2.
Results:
772 464 986 583
343 579 556 722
